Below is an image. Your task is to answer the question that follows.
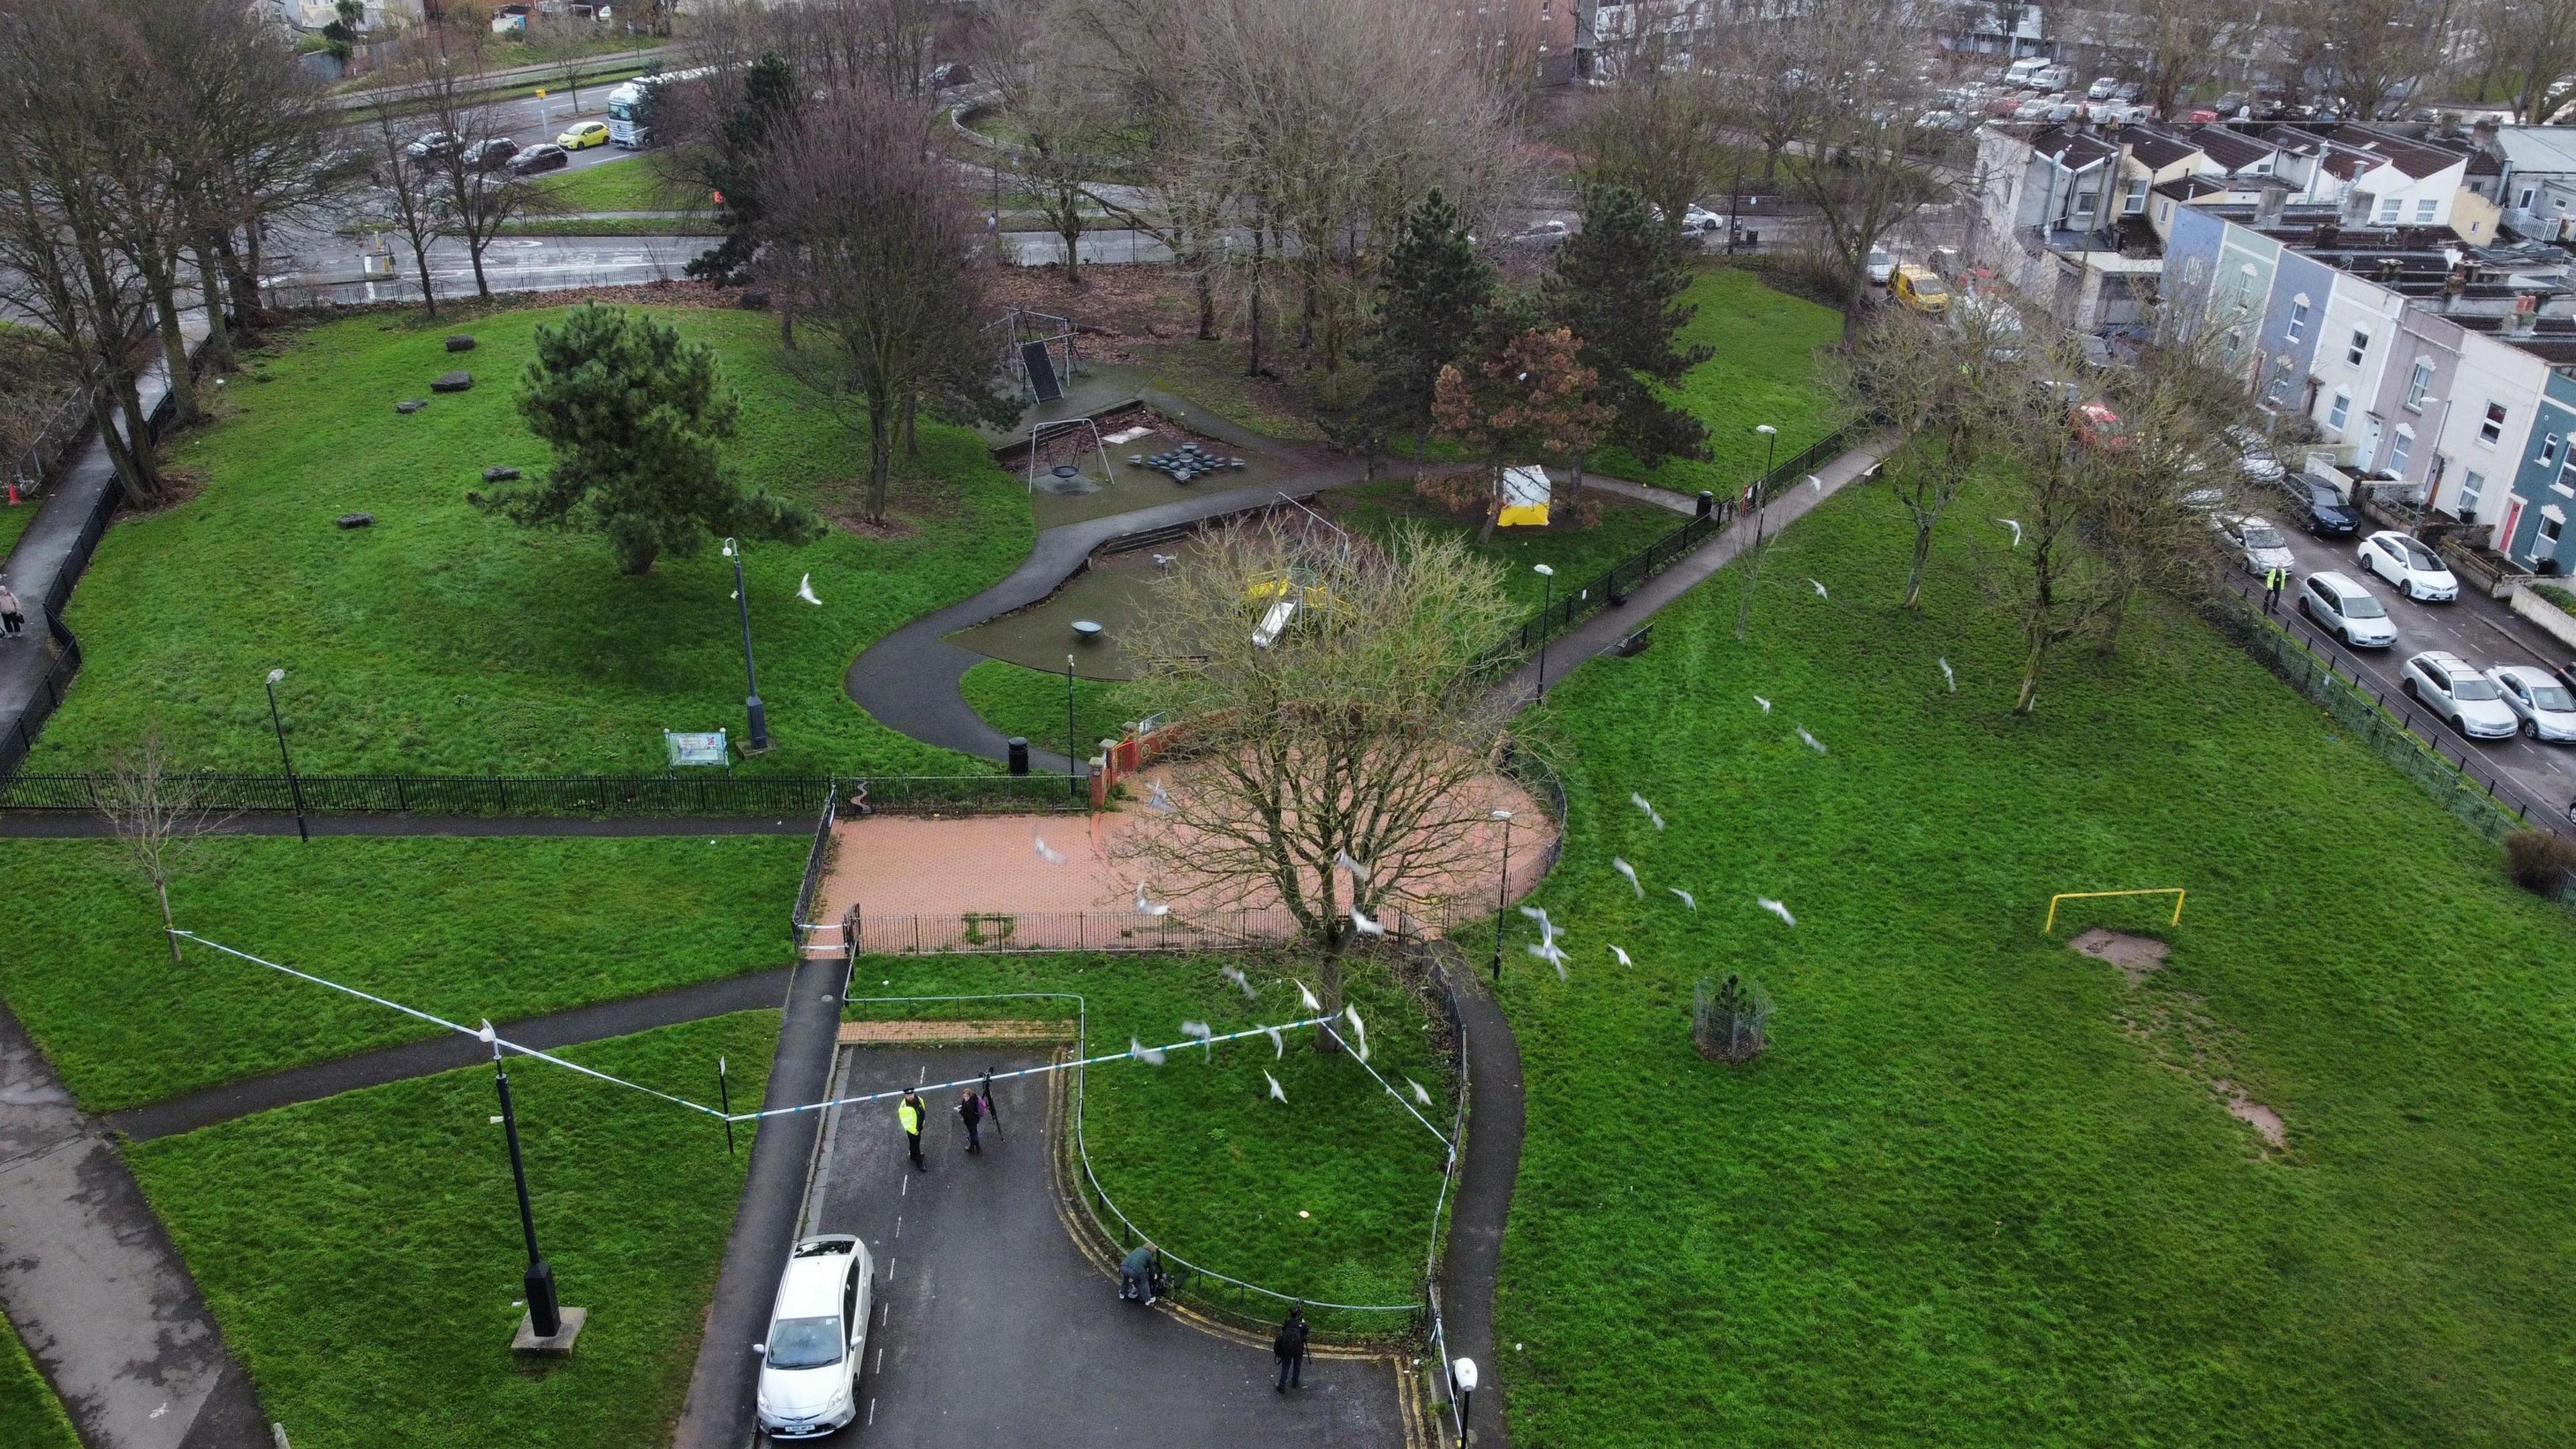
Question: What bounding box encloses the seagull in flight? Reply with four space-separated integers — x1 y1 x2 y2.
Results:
1669 886 1697 911
1265 1069 1287 1103
1757 897 1797 927
1343 1005 1370 1060
1034 835 1067 865
1297 979 1322 1013
1939 657 1955 692
1220 965 1254 1000
1146 780 1175 814
1609 945 1633 967
1179 1020 1214 1051
1350 904 1387 937
1995 517 2023 547
1809 578 1829 598
1796 724 1827 755
1807 474 1824 493
1262 1024 1284 1058
1754 694 1772 714
1408 1077 1434 1107
1613 857 1643 898
1336 849 1373 881
1130 1036 1167 1065
1134 881 1169 916
1629 793 1664 830
796 574 823 606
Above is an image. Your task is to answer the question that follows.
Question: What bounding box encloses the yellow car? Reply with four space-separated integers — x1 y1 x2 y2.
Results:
1891 264 1950 315
557 121 610 150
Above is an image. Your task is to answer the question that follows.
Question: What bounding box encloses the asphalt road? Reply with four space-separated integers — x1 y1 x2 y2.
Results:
784 1046 1407 1448
2239 506 2576 820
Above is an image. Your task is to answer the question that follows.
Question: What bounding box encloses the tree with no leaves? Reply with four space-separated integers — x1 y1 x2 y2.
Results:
1117 521 1525 1022
1834 303 2016 610
94 733 230 971
364 89 447 319
1577 68 1733 244
2113 0 2254 119
407 44 543 299
1432 319 1615 543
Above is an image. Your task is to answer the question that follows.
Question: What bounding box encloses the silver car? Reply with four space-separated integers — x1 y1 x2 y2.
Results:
2298 570 2396 647
2487 665 2576 741
2402 651 2519 739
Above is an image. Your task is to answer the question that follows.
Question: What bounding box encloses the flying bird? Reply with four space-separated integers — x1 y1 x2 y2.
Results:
1669 886 1697 911
1995 517 2023 547
1220 965 1254 1000
1343 1005 1370 1061
1807 474 1824 494
1408 1077 1434 1108
1809 578 1829 598
1134 881 1169 916
1152 553 1177 568
796 574 823 606
1757 896 1798 927
1939 657 1956 692
1350 904 1387 937
1335 848 1373 881
1753 694 1772 714
1146 780 1175 814
1528 941 1571 980
1612 857 1643 898
1609 945 1633 967
1179 1020 1214 1055
1629 793 1665 830
1034 835 1067 865
1796 724 1828 755
1262 1024 1285 1058
1297 979 1322 1013
1130 1036 1167 1066
1519 903 1552 926
1265 1069 1287 1103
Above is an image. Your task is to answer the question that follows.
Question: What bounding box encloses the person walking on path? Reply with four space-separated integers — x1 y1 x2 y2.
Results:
957 1086 984 1153
2264 564 2288 614
1120 1241 1160 1304
1273 1303 1309 1392
979 1069 1002 1142
899 1089 926 1171
0 580 23 639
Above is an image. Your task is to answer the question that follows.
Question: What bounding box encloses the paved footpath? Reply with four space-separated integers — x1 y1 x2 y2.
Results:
1436 949 1527 1449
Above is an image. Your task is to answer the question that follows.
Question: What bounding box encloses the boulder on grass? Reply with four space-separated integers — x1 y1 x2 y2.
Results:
445 334 476 353
395 399 426 414
336 513 373 529
739 288 771 311
482 466 521 482
430 370 473 393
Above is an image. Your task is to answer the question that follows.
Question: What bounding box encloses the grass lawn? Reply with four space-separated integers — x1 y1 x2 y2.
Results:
845 947 1453 1315
499 217 722 237
530 156 684 214
1589 266 1844 496
1320 479 1688 607
35 305 1033 775
126 1012 774 1449
0 1306 78 1449
0 496 38 559
958 657 1130 758
0 834 802 1111
1491 475 2576 1446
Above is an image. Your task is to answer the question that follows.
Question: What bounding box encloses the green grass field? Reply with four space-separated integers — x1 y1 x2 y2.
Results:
0 1306 78 1449
33 305 1032 776
1320 480 1688 607
846 948 1453 1311
530 156 683 213
957 657 1129 758
127 1012 774 1449
0 496 37 559
1491 476 2576 1446
1590 266 1845 496
0 834 802 1111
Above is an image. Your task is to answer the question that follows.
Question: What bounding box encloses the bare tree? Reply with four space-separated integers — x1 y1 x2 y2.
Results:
2114 0 2255 118
1577 70 1735 242
409 43 539 299
1834 303 2017 610
2273 0 2456 117
2476 0 2576 121
1005 80 1124 286
365 91 447 318
94 733 230 971
1118 521 1525 1020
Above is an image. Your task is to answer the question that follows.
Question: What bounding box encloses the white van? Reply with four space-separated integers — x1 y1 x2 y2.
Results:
2004 57 2045 85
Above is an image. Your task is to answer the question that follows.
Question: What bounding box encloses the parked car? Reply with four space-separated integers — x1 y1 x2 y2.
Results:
2282 472 2359 536
2087 76 2120 101
2486 664 2576 741
2219 515 2298 576
2012 98 2049 120
2357 529 2459 601
2299 571 2398 647
1866 246 1896 284
1508 218 1571 246
558 119 611 150
2229 425 2285 483
403 130 463 162
1681 204 1726 237
1890 264 1948 313
2402 651 2520 738
506 142 570 176
1949 290 2023 357
2070 398 2129 449
2035 64 2072 91
462 137 519 172
754 1235 874 1440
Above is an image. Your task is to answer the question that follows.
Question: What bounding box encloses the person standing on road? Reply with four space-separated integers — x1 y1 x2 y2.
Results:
0 580 23 639
957 1086 983 1153
979 1069 1002 1143
898 1089 926 1171
2264 564 2288 614
1273 1303 1310 1392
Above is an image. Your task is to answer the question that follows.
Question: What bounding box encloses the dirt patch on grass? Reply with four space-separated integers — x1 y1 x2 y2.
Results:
2218 1085 2288 1148
2068 927 2169 985
2088 934 2292 1157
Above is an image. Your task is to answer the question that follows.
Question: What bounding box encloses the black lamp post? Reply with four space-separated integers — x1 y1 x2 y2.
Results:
263 667 307 843
492 1039 562 1338
1489 808 1513 985
1532 564 1556 699
1066 653 1080 802
722 538 769 753
1754 423 1778 500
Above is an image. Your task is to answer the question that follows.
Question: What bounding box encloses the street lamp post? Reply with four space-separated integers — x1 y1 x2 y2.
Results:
1066 653 1081 802
492 1040 563 1340
1754 423 1779 502
722 539 770 754
1532 564 1556 698
1489 809 1514 985
263 667 307 843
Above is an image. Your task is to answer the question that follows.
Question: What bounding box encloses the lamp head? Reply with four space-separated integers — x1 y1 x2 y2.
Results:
1532 564 1554 577
1754 423 1778 435
1452 1356 1479 1392
1491 808 1514 821
266 667 285 685
720 537 737 558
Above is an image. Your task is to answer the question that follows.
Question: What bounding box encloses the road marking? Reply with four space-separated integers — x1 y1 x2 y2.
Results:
894 1216 902 1240
868 1398 876 1426
875 1346 883 1373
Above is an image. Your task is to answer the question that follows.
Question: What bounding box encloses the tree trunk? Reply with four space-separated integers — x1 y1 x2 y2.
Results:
2014 629 2047 714
152 291 195 429
88 388 153 502
219 232 260 325
901 391 918 458
1900 518 1934 609
1195 266 1216 341
410 241 439 319
468 239 492 299
780 294 796 349
193 246 233 376
241 219 266 315
1478 469 1501 545
111 373 159 496
156 875 182 971
1246 223 1267 378
867 401 893 523
1058 216 1081 286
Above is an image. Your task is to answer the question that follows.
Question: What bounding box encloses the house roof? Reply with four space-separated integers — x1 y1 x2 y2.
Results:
2125 130 2200 171
2179 124 2279 172
2154 174 2226 201
2496 125 2576 176
2029 124 2117 170
2339 123 2473 179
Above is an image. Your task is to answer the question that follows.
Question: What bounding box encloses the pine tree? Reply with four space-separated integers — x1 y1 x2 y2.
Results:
1542 184 1713 483
685 52 798 286
1365 190 1493 455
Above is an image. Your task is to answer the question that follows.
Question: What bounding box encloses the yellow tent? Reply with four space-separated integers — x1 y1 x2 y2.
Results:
1498 465 1550 527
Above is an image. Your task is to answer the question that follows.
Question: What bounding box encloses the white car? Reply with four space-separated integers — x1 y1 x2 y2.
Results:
2357 530 2459 601
2088 76 2120 101
1681 203 1724 235
2487 664 2576 741
2220 515 2297 576
755 1235 875 1439
2298 570 2397 647
1866 246 1896 284
2402 651 2520 739
2229 426 2286 483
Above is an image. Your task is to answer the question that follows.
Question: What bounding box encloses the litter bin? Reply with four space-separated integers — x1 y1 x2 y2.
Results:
1697 490 1715 519
1008 737 1030 775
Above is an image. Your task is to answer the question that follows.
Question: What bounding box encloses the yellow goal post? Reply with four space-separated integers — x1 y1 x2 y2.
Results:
2044 888 2184 934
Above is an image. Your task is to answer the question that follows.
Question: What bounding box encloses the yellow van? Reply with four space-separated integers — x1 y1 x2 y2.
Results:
1892 264 1949 314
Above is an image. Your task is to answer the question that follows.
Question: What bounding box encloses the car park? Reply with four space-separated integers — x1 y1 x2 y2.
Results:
506 143 570 176
403 130 463 162
1891 264 1948 313
2402 651 2520 738
754 1235 875 1440
558 120 611 150
2486 665 2576 741
2357 529 2459 601
462 137 519 172
2299 571 2397 647
2219 515 2297 576
2229 426 2285 483
2282 472 2358 536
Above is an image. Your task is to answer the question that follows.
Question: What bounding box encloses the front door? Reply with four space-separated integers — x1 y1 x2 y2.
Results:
2502 496 2526 559
2361 415 2385 472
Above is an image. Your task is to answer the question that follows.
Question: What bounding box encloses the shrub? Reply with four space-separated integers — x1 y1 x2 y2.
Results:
1692 973 1770 1063
2503 828 2576 896
2530 582 2576 615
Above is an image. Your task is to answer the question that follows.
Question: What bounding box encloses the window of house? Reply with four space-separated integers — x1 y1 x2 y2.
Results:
2377 197 2402 223
2405 359 2434 411
2286 299 2309 344
2416 198 2439 223
2460 470 2487 519
2123 177 2148 214
2347 329 2370 366
2521 186 2538 209
2545 433 2563 468
2483 402 2509 444
2328 389 2351 430
2390 425 2414 474
2546 513 2566 546
2074 189 2098 221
